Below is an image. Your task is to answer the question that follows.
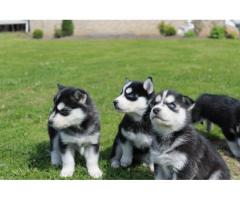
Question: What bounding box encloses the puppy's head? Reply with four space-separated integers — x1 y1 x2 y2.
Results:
150 90 194 134
48 84 90 130
113 77 154 116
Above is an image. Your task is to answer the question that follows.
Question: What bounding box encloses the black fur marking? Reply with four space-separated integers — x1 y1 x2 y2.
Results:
124 81 154 102
192 93 240 143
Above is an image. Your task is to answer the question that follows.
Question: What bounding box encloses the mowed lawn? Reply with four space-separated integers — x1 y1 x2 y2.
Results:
0 33 240 179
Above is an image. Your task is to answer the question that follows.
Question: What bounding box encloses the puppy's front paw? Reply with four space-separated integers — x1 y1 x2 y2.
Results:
120 157 132 167
60 167 74 177
149 163 154 173
88 167 103 179
51 152 61 166
111 160 120 168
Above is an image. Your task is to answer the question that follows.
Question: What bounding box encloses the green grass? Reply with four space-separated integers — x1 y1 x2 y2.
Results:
0 33 240 179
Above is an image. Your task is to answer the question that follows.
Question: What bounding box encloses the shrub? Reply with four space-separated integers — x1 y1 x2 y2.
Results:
225 31 238 39
184 30 196 38
210 26 225 39
158 22 176 36
225 27 239 39
54 29 63 38
159 22 165 35
32 29 43 39
61 20 74 36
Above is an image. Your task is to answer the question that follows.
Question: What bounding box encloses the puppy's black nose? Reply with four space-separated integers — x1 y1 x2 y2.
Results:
48 120 53 127
153 108 161 115
113 100 118 107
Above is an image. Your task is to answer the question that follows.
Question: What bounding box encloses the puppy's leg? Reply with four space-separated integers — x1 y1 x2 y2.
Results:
237 137 240 148
84 144 102 179
60 146 75 177
142 151 154 172
223 129 240 158
111 141 122 168
79 146 85 156
154 164 172 180
51 135 61 166
209 170 225 180
48 126 61 166
206 120 213 133
226 140 240 158
120 140 133 167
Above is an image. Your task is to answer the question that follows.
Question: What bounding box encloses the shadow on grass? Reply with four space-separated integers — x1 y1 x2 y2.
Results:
100 146 154 180
28 141 154 179
28 130 236 179
28 141 53 170
28 141 86 171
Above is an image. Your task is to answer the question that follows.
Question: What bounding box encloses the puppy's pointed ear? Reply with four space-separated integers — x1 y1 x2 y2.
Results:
182 95 195 111
74 90 87 104
143 77 154 94
125 77 130 84
57 84 65 91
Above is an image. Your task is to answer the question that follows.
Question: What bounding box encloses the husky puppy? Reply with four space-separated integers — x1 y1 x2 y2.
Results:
150 90 230 180
48 84 102 178
192 93 240 158
110 77 154 169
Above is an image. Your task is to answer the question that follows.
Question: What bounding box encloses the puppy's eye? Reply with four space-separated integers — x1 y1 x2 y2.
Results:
167 102 176 110
127 93 135 97
127 93 137 99
59 108 70 116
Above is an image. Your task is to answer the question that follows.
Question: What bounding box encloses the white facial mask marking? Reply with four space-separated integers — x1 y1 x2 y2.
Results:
57 102 65 111
51 108 86 129
126 87 132 94
165 95 175 103
155 95 161 103
161 90 168 104
122 82 132 94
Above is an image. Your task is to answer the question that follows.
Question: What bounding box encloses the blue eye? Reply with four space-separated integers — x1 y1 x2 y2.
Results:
167 102 176 109
59 108 70 116
126 93 137 101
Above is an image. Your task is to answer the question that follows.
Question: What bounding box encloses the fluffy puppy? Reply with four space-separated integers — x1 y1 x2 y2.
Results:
48 84 102 178
150 90 230 180
110 77 154 170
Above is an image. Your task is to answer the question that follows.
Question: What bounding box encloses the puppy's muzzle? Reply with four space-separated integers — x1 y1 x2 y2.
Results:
48 120 53 127
153 108 161 115
113 100 119 109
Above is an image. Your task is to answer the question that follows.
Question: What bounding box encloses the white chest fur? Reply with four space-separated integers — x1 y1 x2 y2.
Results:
121 128 152 148
151 135 188 171
60 131 99 146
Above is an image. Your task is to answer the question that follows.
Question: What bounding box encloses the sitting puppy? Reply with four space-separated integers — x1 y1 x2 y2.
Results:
48 84 102 178
150 90 230 180
110 77 154 170
192 93 240 158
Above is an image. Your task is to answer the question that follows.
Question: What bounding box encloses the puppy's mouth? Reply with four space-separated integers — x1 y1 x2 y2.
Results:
114 105 123 112
114 104 126 112
151 115 168 122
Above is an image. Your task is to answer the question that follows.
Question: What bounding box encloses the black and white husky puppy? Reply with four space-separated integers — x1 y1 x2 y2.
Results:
150 90 230 180
192 93 240 158
48 84 102 178
110 77 154 169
